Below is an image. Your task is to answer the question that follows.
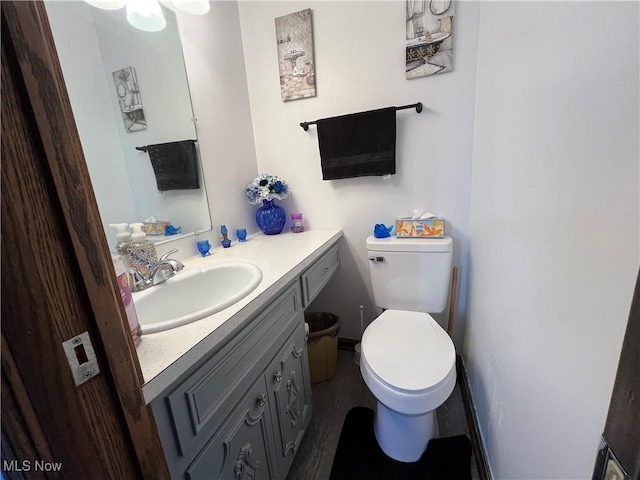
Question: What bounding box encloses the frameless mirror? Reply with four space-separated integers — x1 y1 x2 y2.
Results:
45 1 211 249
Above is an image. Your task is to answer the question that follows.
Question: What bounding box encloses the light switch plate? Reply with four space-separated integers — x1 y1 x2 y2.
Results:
604 453 629 480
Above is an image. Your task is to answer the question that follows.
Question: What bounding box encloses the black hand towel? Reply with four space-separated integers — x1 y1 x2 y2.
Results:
145 140 199 192
317 107 396 180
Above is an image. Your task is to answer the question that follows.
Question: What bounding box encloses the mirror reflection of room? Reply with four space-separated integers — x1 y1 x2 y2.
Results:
46 1 211 249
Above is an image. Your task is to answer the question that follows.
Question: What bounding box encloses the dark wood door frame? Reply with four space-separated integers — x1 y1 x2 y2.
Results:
593 269 640 479
1 2 169 478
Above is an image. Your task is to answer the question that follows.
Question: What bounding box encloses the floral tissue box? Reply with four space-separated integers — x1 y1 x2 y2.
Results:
395 218 445 238
143 221 170 236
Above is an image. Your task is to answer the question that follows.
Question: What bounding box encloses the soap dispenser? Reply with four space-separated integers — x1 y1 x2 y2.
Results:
128 222 158 276
111 253 142 347
109 223 132 263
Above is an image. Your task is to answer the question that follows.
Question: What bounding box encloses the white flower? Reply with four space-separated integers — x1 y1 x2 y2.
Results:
245 173 290 205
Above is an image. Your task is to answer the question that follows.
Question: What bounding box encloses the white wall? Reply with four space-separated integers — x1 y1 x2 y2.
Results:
176 1 259 239
238 1 481 341
464 2 639 479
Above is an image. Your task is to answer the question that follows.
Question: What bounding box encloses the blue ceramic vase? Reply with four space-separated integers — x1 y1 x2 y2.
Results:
255 199 285 235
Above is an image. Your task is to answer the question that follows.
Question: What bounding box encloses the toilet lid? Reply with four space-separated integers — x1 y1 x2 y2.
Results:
362 310 455 392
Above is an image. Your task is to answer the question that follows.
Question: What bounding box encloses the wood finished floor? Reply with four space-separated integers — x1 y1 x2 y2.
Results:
287 349 480 480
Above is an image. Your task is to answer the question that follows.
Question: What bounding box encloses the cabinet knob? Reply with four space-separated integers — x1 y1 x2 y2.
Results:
257 394 267 407
274 371 283 383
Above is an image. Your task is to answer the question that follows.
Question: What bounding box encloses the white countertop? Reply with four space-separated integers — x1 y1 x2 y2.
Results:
137 228 342 404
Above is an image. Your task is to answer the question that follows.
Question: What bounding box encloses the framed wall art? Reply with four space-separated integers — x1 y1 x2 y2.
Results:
406 0 455 79
112 66 147 132
275 9 316 101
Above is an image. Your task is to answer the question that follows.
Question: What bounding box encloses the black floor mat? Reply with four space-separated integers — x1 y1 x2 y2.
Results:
329 407 472 480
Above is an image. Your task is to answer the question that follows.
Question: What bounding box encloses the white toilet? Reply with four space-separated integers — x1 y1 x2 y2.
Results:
361 235 456 463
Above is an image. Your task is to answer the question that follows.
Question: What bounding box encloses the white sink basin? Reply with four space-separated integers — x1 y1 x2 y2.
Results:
132 262 262 334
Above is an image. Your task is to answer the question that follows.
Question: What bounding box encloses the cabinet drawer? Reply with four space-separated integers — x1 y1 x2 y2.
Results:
301 243 339 307
165 283 302 458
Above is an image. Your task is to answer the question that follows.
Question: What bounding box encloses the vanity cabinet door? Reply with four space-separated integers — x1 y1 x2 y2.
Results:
185 376 278 480
266 322 313 475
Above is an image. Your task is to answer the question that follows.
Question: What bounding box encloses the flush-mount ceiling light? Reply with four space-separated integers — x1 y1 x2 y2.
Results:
126 0 167 32
170 0 210 15
84 0 127 10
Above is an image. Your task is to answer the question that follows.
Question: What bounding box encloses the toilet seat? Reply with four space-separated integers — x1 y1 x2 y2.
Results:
360 309 456 415
362 310 455 392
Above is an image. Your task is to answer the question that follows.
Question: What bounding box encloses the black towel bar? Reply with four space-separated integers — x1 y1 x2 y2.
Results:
300 102 422 131
136 139 197 153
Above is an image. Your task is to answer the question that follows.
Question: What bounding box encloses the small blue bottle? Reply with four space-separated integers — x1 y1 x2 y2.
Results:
221 225 231 248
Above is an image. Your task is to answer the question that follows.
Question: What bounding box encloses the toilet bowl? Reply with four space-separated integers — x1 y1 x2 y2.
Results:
360 309 456 462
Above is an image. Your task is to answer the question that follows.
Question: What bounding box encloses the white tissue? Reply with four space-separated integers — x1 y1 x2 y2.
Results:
382 174 392 180
409 210 438 219
144 216 157 223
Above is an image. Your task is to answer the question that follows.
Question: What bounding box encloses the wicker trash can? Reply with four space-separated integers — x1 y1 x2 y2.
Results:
305 312 342 383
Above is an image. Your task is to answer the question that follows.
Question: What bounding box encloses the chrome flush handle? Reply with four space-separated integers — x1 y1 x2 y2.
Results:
369 256 385 262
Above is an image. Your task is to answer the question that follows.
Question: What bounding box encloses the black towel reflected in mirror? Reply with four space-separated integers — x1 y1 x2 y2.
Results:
145 140 199 192
317 107 396 180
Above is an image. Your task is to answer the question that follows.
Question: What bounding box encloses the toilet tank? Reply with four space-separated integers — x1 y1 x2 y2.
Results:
366 236 453 313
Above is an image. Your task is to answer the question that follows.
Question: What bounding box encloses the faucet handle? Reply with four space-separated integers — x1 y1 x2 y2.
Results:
159 248 185 272
159 248 179 261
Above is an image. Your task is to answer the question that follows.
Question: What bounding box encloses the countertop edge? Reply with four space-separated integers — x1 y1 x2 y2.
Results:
141 230 343 404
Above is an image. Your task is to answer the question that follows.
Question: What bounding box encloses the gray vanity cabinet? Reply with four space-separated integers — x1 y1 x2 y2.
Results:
150 241 339 479
151 282 313 480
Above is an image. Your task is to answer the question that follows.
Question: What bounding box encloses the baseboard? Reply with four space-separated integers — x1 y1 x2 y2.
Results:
338 337 359 351
457 354 492 480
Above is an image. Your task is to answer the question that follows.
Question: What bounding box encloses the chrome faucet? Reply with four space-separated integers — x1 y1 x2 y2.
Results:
157 249 185 273
126 248 185 292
